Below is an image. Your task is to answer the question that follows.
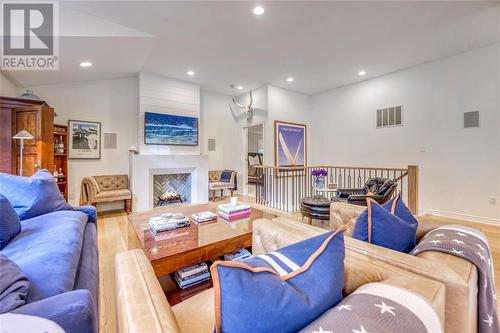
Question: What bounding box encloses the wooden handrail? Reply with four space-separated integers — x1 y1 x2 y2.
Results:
254 165 409 172
407 165 419 214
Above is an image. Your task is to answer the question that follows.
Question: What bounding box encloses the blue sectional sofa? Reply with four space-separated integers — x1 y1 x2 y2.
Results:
1 206 98 333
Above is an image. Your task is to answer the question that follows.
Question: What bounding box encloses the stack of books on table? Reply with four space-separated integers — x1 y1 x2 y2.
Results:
224 248 252 261
149 213 190 234
174 262 210 289
192 211 218 223
218 203 251 221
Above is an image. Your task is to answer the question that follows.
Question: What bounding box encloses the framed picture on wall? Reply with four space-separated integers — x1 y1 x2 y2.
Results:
68 120 102 159
274 120 307 169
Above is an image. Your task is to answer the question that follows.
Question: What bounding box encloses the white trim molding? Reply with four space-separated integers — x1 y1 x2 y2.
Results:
425 209 500 225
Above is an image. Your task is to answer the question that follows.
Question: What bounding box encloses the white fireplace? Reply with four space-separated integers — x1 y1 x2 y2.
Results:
130 154 209 212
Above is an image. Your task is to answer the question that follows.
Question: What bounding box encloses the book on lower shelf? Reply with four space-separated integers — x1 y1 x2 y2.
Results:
177 262 208 279
174 262 211 289
174 271 210 289
224 248 252 261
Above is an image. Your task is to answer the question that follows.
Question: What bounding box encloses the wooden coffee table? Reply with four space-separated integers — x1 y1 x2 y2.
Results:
128 201 275 278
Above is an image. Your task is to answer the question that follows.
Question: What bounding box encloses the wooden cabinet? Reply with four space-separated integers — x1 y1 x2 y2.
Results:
0 97 54 176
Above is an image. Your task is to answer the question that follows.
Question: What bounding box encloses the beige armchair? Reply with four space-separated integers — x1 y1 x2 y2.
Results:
80 175 132 213
208 170 237 201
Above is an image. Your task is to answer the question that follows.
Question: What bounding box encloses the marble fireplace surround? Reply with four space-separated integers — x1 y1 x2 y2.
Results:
130 154 209 212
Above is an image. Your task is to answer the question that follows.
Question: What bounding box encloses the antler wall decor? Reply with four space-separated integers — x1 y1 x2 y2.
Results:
229 89 254 122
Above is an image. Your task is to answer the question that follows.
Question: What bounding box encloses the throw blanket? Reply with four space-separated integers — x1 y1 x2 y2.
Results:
411 224 499 333
80 176 100 205
0 254 30 313
301 282 442 333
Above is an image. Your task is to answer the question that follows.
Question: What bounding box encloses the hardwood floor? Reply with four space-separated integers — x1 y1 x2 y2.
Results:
97 199 500 333
97 210 129 333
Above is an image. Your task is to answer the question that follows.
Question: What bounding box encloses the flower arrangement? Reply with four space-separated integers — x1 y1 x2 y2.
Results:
312 169 327 189
311 169 328 177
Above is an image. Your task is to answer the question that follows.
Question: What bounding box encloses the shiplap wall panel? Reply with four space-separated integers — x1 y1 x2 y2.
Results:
139 72 201 155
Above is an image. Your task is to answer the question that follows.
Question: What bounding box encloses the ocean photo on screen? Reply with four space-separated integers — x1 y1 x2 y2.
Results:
144 112 198 145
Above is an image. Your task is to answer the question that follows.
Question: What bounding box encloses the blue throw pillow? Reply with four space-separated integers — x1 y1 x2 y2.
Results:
382 192 419 226
353 199 417 253
220 170 233 183
211 225 348 333
0 194 21 250
0 170 72 220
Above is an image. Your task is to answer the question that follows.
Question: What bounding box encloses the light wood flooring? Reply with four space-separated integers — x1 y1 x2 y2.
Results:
97 198 500 333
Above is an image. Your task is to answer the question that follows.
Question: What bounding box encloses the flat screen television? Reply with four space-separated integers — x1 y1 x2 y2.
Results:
144 112 199 146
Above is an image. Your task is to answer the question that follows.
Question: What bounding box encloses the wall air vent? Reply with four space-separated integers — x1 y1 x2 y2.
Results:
464 111 479 128
208 138 216 151
376 105 403 128
103 133 117 149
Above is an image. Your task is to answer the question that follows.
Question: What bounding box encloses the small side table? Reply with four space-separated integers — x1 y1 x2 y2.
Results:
300 196 332 225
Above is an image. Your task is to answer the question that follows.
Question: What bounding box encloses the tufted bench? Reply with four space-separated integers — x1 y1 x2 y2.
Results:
208 170 237 201
80 175 132 213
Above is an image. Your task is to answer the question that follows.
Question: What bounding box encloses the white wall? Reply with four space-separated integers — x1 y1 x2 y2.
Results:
311 43 500 221
29 77 139 208
0 73 20 97
139 72 200 155
201 90 241 172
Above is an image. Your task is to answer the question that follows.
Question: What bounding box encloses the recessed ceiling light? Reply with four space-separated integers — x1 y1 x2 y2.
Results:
358 70 367 76
253 6 265 16
80 61 92 68
286 77 294 83
187 70 195 76
237 85 244 90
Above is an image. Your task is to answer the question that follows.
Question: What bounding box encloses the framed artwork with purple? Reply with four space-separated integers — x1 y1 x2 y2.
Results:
274 120 307 169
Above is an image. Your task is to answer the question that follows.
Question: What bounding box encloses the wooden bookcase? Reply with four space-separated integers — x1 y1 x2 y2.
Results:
53 124 68 201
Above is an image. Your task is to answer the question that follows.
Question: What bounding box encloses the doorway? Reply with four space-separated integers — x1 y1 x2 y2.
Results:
245 123 264 197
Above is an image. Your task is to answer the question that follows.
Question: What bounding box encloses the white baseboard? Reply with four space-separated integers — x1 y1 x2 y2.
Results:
425 209 500 225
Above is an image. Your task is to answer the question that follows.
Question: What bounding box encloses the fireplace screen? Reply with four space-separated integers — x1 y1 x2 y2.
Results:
153 173 191 207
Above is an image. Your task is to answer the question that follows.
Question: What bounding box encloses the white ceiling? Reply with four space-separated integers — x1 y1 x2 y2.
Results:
3 1 500 96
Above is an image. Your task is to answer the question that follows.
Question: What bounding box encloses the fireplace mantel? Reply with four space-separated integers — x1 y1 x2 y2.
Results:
129 154 209 212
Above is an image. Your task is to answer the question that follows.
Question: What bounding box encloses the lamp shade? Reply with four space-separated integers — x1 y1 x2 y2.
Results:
128 145 139 154
13 130 34 140
18 89 42 101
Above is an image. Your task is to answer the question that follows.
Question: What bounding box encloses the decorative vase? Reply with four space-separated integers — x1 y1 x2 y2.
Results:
315 175 326 189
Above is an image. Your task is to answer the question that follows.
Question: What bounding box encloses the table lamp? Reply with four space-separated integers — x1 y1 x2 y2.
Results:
13 130 34 176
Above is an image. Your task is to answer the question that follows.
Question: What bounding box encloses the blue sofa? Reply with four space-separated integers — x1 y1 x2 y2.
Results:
0 206 98 333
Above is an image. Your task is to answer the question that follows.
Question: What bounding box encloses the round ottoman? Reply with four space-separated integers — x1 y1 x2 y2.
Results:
300 196 332 224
